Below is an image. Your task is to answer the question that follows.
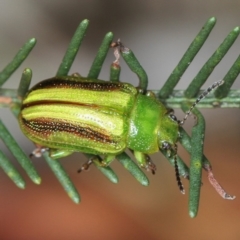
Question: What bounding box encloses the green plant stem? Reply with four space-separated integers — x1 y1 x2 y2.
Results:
185 26 240 98
88 32 114 79
182 103 205 218
43 152 80 204
110 63 121 82
117 152 149 186
0 89 19 108
56 19 89 76
84 153 119 184
0 120 41 184
0 150 25 188
179 128 211 169
214 55 240 98
0 38 36 87
154 89 240 108
121 48 148 91
17 68 32 100
159 17 216 98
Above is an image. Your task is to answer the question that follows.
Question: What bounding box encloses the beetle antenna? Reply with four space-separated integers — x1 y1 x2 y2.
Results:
179 80 224 126
173 144 185 194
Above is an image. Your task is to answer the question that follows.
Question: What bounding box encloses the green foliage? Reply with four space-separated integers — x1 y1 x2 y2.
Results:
0 17 239 217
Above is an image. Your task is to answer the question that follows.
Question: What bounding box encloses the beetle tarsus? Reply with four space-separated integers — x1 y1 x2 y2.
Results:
148 163 156 175
29 145 48 158
77 159 93 173
146 158 157 175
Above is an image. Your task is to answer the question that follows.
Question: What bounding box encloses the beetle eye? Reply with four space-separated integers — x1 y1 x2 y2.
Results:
162 142 171 150
170 114 178 122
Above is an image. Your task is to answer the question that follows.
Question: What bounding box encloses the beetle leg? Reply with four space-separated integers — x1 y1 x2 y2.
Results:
78 154 109 173
30 146 74 160
49 149 74 159
134 151 156 174
78 158 94 173
100 154 116 166
78 154 116 173
29 145 48 158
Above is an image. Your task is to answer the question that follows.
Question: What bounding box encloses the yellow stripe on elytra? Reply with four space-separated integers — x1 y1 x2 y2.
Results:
24 87 137 114
22 104 127 137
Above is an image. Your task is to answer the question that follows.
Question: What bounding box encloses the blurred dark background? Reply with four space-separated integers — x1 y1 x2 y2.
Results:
1 1 240 239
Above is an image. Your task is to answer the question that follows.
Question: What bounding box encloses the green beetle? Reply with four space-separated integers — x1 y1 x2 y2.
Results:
18 42 224 194
18 77 179 168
